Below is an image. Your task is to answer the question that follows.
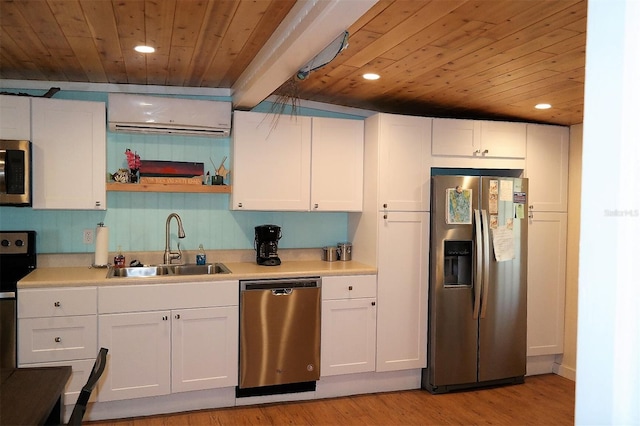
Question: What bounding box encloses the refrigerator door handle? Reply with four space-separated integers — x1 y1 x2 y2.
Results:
473 208 483 320
480 209 491 318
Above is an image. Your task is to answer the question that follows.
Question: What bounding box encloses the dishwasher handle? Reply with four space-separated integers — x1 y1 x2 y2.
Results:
271 288 293 296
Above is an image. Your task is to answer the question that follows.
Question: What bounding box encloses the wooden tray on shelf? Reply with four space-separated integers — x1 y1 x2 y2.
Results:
106 182 231 194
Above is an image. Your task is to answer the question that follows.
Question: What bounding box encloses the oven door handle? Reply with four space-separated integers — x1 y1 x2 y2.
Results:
0 291 16 299
271 288 293 296
0 149 6 193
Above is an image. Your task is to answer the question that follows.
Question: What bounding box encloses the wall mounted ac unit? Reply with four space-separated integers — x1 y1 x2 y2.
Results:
108 93 231 137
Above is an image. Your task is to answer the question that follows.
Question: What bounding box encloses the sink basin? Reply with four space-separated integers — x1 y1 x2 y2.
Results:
107 263 230 278
107 265 171 278
170 263 231 275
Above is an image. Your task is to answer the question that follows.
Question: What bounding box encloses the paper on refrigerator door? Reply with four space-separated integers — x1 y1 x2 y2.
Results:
492 225 515 261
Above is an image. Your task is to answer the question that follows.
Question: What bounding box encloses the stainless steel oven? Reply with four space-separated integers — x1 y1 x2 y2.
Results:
0 231 36 368
0 139 32 206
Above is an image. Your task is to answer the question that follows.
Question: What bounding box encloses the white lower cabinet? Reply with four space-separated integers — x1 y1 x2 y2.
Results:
171 306 238 392
97 281 239 402
376 211 429 372
17 286 98 405
98 310 171 401
527 212 567 356
321 275 376 376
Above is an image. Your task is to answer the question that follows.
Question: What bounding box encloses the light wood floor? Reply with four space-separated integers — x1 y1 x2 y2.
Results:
89 374 574 425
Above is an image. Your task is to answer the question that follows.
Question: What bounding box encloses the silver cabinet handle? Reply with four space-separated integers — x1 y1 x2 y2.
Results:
314 203 319 209
54 301 61 307
55 337 61 343
483 149 489 154
371 301 376 306
348 285 353 291
175 314 181 319
95 201 102 207
383 203 388 209
162 316 168 321
238 202 243 208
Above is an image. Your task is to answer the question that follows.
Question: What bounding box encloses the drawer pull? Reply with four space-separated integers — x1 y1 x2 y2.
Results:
54 301 61 307
348 286 353 291
55 337 61 343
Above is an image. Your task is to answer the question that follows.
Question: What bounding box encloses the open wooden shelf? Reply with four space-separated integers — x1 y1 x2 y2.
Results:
107 182 232 194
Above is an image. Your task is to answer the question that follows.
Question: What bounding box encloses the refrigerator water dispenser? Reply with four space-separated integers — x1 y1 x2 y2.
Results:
443 240 472 286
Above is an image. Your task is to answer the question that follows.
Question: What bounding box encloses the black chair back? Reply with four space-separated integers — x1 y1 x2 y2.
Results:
67 347 108 426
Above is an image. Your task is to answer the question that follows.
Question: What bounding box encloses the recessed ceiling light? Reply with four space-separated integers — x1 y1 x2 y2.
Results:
363 73 380 80
134 45 155 53
535 103 552 110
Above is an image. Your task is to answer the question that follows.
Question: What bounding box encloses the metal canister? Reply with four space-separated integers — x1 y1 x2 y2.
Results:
322 246 339 262
336 242 352 261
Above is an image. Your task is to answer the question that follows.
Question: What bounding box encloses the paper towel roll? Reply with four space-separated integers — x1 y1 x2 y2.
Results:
94 225 109 267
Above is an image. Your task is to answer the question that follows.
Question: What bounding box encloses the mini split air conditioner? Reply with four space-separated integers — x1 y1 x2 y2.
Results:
108 93 231 137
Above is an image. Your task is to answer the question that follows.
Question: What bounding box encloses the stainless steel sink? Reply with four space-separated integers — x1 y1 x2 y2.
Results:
107 263 230 278
170 263 231 275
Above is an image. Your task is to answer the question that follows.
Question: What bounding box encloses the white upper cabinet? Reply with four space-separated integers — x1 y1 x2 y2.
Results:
0 95 31 140
374 113 432 212
232 111 364 211
31 98 106 210
231 111 311 211
432 118 526 159
311 117 364 211
525 124 569 212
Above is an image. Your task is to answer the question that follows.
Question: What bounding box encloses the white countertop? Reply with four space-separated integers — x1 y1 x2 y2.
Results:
18 260 377 288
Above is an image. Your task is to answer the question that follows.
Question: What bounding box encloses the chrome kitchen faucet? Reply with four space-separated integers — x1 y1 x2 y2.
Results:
164 213 185 264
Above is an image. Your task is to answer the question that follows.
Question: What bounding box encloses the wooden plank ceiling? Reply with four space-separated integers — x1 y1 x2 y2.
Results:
0 0 587 126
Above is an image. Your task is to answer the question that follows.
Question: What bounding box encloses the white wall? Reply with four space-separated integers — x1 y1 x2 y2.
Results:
556 124 582 381
576 0 640 424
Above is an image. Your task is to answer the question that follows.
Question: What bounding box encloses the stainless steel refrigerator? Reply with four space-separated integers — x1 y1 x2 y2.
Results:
422 174 528 393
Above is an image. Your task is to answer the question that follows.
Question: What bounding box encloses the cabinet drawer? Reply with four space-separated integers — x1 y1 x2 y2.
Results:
19 358 97 406
322 275 376 300
18 287 97 318
18 315 97 363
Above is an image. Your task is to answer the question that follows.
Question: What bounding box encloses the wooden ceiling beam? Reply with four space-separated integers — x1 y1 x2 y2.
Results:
231 0 378 110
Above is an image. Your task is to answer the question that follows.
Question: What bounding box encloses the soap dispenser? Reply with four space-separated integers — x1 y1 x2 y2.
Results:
114 245 125 268
196 244 206 265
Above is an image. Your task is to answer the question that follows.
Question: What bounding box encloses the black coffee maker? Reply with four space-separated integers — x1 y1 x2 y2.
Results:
254 224 282 266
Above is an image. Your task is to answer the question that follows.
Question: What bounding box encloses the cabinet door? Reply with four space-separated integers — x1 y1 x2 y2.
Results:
527 212 567 356
98 311 171 401
171 306 238 393
31 98 106 210
431 118 479 157
378 114 432 211
231 111 311 211
311 117 364 211
525 124 569 212
321 298 376 376
480 120 526 158
0 95 30 140
376 211 429 372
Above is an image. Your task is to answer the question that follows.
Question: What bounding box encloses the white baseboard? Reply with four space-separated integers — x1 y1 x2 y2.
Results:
553 362 576 381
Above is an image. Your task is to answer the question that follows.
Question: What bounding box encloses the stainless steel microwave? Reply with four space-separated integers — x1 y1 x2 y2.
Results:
0 140 31 206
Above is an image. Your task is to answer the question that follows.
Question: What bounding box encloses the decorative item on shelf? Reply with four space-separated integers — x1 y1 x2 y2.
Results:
111 168 130 183
210 156 229 185
125 148 141 184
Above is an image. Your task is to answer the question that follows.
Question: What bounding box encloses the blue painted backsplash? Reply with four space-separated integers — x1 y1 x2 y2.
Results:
0 89 358 253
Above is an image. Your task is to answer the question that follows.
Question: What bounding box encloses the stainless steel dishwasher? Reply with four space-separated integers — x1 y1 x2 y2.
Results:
239 277 321 392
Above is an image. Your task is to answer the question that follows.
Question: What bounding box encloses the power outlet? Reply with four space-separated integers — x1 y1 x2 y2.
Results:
83 229 94 244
